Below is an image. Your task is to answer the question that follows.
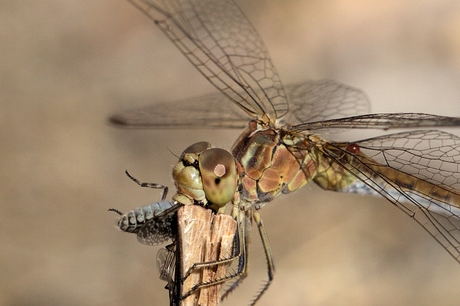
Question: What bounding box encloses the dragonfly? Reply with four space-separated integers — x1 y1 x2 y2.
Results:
111 0 460 304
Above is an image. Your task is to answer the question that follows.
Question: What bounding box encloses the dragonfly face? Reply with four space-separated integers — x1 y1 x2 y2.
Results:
110 0 460 304
172 141 238 212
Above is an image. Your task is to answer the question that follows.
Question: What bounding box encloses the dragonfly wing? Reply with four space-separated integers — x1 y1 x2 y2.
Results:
156 245 178 302
126 0 288 119
352 130 460 192
282 79 371 125
156 246 176 282
110 91 249 129
294 113 460 131
315 130 460 262
110 80 370 129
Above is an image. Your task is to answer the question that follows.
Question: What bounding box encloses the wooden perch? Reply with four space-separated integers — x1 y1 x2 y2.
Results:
176 205 237 306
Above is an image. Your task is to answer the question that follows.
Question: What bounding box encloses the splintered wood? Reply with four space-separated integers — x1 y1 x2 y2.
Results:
177 205 236 306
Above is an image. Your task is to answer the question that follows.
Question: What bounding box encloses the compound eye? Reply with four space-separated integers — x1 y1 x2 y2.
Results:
181 142 211 157
199 148 237 206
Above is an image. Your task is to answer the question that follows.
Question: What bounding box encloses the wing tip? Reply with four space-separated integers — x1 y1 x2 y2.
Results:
108 114 131 127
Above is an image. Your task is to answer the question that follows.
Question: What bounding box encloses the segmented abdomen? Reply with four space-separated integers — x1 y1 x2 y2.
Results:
116 201 176 233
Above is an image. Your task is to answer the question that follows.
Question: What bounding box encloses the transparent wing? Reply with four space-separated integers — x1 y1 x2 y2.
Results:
281 79 370 125
293 113 460 131
156 246 176 282
127 0 287 119
156 245 178 302
353 130 460 190
110 80 370 128
315 130 460 262
137 212 177 245
110 90 249 129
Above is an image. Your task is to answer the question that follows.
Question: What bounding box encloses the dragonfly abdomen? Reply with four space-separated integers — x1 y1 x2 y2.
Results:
371 165 460 208
314 143 460 216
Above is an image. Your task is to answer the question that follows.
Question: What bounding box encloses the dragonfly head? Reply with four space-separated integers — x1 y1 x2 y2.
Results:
172 142 237 211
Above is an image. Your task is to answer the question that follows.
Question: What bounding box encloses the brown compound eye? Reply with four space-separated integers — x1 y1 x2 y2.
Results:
180 142 212 166
181 141 211 156
199 148 237 207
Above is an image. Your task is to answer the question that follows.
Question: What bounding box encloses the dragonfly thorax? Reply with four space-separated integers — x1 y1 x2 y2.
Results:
231 120 319 205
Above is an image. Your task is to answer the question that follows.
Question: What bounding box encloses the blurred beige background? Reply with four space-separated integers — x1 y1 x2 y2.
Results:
2 0 460 305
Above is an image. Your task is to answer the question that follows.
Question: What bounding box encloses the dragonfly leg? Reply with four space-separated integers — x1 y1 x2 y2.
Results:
251 209 275 304
179 219 245 301
220 209 251 301
125 170 169 200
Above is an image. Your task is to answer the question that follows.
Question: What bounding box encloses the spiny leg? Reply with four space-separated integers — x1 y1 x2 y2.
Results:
250 209 275 305
125 170 169 201
179 219 245 301
220 208 252 301
181 232 241 280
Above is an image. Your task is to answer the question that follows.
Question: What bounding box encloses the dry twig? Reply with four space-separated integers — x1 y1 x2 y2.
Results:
176 205 236 306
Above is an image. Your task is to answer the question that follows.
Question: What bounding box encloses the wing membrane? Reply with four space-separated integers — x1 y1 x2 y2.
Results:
127 0 287 119
282 79 370 125
110 90 248 128
294 113 460 131
110 80 370 128
316 130 460 262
